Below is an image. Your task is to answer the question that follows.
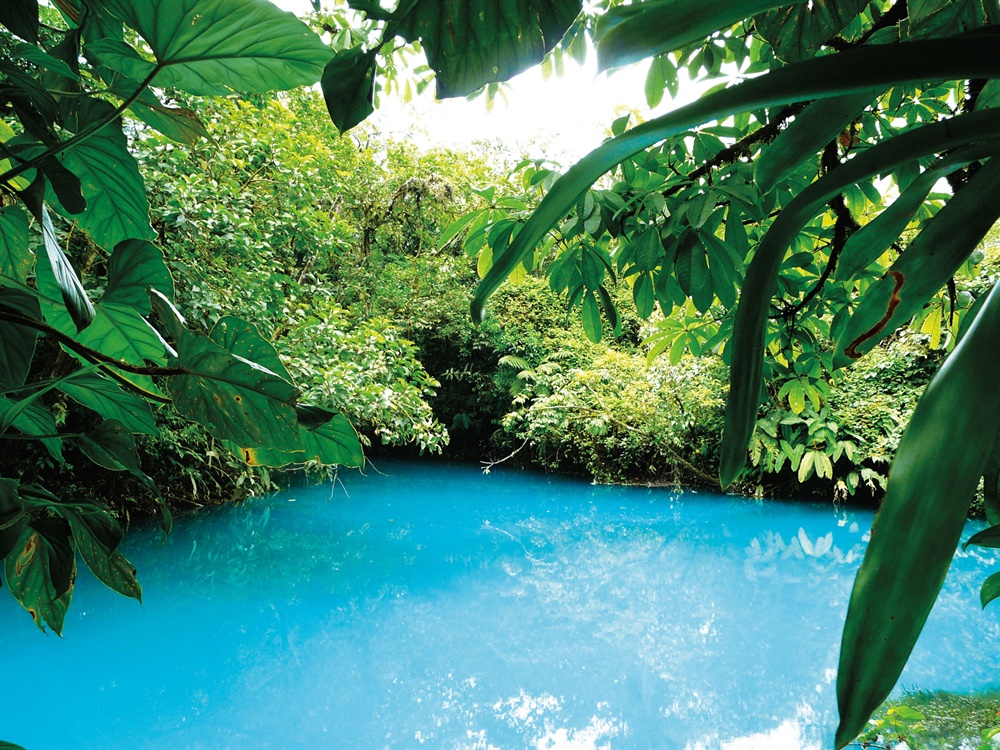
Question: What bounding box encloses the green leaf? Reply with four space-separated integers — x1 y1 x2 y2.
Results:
754 0 869 62
835 156 1000 367
39 204 95 333
0 288 40 389
210 316 292 382
835 279 1000 748
64 504 141 601
721 112 1000 488
581 290 602 343
50 99 155 250
322 47 378 134
300 413 363 467
103 239 175 314
0 478 25 560
97 0 332 95
77 419 143 473
151 291 300 453
57 371 157 436
4 518 76 635
834 148 979 282
963 525 1000 550
0 0 39 44
756 90 882 194
633 273 654 319
0 397 63 461
981 571 1000 609
387 0 583 98
0 204 32 285
13 41 80 81
596 0 806 71
127 100 211 146
471 30 1000 323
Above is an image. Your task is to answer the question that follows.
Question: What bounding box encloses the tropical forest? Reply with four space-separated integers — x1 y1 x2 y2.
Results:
1 0 998 748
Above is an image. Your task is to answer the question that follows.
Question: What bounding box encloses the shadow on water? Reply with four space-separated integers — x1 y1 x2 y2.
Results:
2 461 997 749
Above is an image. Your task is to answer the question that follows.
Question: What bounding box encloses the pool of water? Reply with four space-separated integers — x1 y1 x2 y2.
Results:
1 461 997 749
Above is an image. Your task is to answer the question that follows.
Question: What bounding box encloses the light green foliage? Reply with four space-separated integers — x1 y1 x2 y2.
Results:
857 690 1000 750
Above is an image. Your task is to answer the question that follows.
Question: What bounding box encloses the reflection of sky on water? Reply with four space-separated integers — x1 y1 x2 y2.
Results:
1 461 997 749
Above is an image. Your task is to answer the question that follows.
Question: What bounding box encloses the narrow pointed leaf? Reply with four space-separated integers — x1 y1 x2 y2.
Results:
835 280 1000 748
981 572 1000 609
596 0 807 71
97 0 332 95
756 90 882 194
40 204 95 333
963 525 1000 550
472 30 1000 322
0 397 63 462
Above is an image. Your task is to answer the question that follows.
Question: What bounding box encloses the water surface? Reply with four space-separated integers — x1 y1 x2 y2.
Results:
1 461 997 748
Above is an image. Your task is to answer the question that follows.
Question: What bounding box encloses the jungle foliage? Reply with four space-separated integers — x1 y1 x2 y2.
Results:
2 0 999 745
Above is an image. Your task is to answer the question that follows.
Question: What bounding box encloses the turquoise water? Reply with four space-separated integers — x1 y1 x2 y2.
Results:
1 461 997 749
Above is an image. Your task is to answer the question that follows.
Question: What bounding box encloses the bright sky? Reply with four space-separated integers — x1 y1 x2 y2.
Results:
273 1 707 165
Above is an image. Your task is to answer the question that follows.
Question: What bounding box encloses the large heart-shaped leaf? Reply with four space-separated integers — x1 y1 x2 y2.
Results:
835 279 1000 747
4 517 76 635
77 419 143 473
0 203 32 284
386 0 583 98
322 46 378 134
51 98 154 250
102 239 174 315
96 0 332 95
209 316 291 381
61 504 141 601
151 291 300 453
57 371 158 436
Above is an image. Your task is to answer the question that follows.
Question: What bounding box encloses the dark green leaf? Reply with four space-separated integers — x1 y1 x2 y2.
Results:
581 291 602 343
102 239 174 315
0 204 32 285
4 518 76 635
322 47 378 134
151 291 301 453
0 397 63 461
472 30 1000 322
127 100 211 146
210 316 292 382
51 98 154 250
77 419 142 473
835 279 1000 748
963 525 1000 550
754 0 869 62
0 0 39 44
57 372 158 436
39 204 95 333
98 0 332 95
13 41 79 80
0 288 40 389
597 0 806 71
981 571 1000 609
61 504 141 601
300 414 363 467
0 478 25 560
633 272 654 319
388 0 583 98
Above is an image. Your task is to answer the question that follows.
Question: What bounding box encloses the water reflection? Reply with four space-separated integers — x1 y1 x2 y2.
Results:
1 461 997 749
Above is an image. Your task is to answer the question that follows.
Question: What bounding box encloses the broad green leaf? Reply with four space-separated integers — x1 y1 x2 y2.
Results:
754 0 869 62
322 47 378 134
151 291 301 453
835 156 1000 367
0 203 32 285
0 288 40 389
103 240 174 315
51 98 154 250
720 112 1000 488
13 41 80 80
128 100 211 146
0 396 63 461
981 572 1000 608
39 204 95 333
76 303 168 369
4 518 76 635
0 0 39 44
985 425 1000 525
300 413 364 467
596 0 807 71
0 478 25 560
63 504 141 601
97 0 332 95
471 30 1000 323
57 372 157 436
387 0 583 98
755 90 882 194
978 79 1000 110
633 273 654 319
908 0 991 38
835 279 1000 748
77 419 143 473
210 316 292 382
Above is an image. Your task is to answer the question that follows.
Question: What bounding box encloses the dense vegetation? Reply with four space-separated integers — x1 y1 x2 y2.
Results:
1 0 998 745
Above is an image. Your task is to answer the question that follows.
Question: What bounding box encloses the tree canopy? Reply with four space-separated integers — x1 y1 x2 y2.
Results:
2 0 998 745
